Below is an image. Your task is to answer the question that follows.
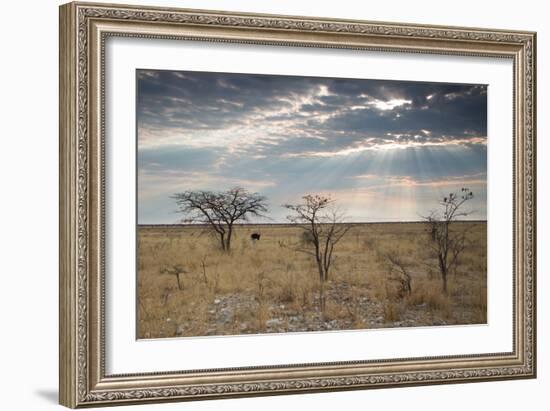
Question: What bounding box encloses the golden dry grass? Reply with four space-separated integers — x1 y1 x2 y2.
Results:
137 222 487 339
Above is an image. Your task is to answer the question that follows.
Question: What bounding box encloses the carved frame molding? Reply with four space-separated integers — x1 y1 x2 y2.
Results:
59 2 536 408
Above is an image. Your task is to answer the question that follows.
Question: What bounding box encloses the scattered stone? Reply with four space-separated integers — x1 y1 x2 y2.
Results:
266 318 283 328
191 282 458 337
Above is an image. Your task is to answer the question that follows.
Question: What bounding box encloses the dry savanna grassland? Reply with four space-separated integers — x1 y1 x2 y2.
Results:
137 221 487 339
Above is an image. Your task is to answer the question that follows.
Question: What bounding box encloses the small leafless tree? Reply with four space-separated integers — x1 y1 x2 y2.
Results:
283 195 352 312
160 265 187 291
200 254 209 285
172 187 268 252
386 254 412 298
424 188 474 294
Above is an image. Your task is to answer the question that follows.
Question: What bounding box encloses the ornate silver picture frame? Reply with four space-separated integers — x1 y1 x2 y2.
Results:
59 2 536 408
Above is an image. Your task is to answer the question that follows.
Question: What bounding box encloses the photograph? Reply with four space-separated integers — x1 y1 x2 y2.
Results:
136 70 488 339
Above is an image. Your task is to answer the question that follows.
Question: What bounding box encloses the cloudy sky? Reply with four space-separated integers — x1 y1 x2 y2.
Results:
137 69 487 224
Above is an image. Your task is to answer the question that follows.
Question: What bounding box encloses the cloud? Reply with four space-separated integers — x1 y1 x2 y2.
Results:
136 69 487 223
137 70 486 154
349 172 487 190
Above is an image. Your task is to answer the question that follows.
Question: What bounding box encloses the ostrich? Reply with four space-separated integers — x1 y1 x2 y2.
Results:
250 232 261 241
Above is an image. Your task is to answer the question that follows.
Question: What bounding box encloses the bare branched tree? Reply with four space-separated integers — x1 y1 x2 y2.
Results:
424 188 474 294
386 254 412 298
283 195 352 311
160 265 187 291
172 187 268 252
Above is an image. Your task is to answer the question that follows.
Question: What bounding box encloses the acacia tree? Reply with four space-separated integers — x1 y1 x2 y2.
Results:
172 187 268 252
425 188 474 294
283 195 352 311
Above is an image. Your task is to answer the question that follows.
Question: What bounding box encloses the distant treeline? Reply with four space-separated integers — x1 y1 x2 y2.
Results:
138 220 488 229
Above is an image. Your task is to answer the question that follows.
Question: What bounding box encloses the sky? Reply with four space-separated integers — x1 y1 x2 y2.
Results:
137 69 487 224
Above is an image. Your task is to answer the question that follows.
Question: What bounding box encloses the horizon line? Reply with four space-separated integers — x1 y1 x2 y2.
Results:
138 219 488 227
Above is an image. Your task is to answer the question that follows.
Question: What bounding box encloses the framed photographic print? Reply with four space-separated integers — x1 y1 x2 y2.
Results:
59 2 537 408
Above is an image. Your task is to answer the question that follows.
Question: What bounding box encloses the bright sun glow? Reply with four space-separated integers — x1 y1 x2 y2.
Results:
369 98 411 111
